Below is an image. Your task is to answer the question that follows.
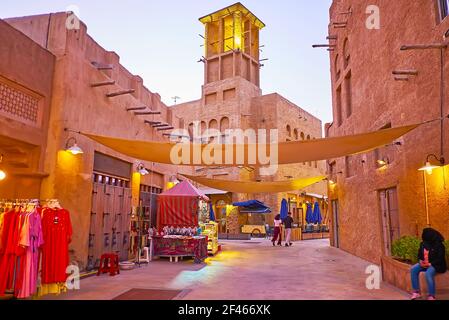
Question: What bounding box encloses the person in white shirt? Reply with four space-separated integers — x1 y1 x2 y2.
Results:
272 214 283 246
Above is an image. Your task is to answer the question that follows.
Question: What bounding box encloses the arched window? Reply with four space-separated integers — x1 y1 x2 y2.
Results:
188 123 194 140
301 132 305 140
220 117 230 132
294 129 299 140
201 121 207 134
286 125 292 137
208 119 219 143
220 117 230 143
209 119 218 130
343 38 350 69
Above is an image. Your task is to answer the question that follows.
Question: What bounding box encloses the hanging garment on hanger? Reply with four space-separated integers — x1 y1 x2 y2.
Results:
16 209 44 299
0 207 22 297
41 207 72 284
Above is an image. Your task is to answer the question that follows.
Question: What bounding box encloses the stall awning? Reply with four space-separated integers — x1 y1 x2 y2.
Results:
233 200 272 214
157 180 208 229
82 123 419 166
182 175 326 194
159 180 209 201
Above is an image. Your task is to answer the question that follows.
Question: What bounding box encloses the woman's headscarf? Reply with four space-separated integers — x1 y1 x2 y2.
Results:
422 228 445 247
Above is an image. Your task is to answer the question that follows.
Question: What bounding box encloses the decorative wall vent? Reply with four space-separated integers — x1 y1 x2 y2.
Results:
0 79 42 127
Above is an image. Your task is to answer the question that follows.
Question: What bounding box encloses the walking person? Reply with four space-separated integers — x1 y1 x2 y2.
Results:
283 212 294 247
272 214 282 246
410 228 447 300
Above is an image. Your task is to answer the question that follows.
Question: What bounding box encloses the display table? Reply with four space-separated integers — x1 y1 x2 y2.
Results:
152 236 208 264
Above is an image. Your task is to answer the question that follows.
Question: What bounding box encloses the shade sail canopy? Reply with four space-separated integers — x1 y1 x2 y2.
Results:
159 180 209 201
233 200 272 214
182 174 326 194
82 123 419 166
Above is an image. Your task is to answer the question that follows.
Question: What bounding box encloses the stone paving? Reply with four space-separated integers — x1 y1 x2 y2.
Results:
44 239 409 300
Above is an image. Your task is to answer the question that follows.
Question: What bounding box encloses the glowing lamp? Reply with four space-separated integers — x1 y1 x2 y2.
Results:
0 154 6 181
418 162 441 175
137 163 149 176
418 154 445 175
65 137 84 155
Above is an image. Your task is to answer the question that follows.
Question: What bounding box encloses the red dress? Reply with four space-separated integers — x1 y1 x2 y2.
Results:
0 208 22 296
41 208 73 284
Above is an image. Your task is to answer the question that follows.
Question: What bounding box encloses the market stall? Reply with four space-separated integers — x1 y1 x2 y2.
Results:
152 235 208 264
154 181 210 263
233 200 271 237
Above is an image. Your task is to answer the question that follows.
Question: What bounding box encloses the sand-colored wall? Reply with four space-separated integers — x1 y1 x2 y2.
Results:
327 0 449 263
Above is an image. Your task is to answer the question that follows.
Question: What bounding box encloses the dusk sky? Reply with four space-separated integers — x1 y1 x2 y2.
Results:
2 0 333 124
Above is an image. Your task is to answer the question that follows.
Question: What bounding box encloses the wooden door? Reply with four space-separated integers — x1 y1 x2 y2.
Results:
379 188 400 256
331 200 340 248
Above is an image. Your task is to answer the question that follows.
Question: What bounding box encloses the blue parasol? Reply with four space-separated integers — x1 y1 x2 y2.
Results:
280 198 288 221
305 203 313 224
313 201 322 224
209 202 216 222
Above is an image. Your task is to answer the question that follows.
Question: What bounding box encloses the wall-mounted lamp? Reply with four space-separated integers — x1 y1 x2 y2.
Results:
0 154 6 181
137 163 149 176
169 175 180 185
65 137 84 155
418 154 445 175
377 158 390 167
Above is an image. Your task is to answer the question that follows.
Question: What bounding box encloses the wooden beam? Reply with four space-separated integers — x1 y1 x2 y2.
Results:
145 121 161 125
106 89 135 98
401 44 447 50
134 111 162 116
91 61 114 70
91 80 116 87
392 70 419 76
163 133 190 138
126 106 147 111
157 127 175 131
152 124 170 128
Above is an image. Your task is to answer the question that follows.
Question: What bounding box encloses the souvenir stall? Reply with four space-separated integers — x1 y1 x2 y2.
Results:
0 199 72 299
153 181 209 263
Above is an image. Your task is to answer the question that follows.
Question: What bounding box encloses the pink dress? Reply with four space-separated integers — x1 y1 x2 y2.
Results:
17 210 44 298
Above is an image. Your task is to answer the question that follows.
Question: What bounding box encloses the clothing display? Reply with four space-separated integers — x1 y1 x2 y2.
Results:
0 199 72 299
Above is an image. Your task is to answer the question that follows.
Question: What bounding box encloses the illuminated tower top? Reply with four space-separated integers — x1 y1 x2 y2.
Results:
199 2 265 87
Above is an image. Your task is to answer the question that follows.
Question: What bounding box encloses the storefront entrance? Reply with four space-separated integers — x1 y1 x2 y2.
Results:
87 153 133 270
379 187 400 256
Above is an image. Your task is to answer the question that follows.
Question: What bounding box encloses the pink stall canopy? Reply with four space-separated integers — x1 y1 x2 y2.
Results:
157 180 209 230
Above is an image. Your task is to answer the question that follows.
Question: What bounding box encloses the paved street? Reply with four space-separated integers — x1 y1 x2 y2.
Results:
44 239 408 300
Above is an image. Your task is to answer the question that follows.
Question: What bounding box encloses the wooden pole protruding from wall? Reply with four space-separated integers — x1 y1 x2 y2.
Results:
91 80 116 87
106 89 135 98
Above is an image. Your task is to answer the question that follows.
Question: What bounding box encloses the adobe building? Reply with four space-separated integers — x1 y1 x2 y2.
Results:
1 12 186 270
171 3 327 230
326 0 449 264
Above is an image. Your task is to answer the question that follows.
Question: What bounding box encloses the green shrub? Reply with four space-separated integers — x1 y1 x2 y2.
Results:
391 236 421 265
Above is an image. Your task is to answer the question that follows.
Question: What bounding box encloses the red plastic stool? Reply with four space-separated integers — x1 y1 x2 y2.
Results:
97 253 120 276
